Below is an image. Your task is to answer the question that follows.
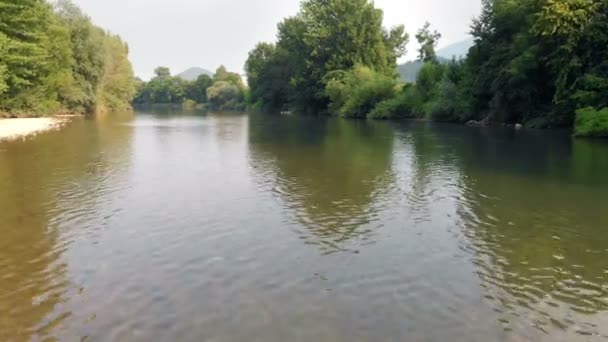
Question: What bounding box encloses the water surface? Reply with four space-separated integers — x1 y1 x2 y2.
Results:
1 110 607 341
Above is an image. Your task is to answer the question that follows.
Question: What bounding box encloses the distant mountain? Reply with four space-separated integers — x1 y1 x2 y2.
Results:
437 38 474 60
176 67 213 81
397 60 424 83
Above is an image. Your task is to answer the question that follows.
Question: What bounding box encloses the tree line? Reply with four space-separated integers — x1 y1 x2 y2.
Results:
245 0 608 137
0 0 135 118
133 66 247 111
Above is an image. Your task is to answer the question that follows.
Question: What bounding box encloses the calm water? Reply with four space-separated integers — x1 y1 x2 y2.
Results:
1 110 608 341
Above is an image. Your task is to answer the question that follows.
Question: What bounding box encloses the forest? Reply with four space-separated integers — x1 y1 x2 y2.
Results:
133 65 247 111
245 0 608 137
0 0 135 118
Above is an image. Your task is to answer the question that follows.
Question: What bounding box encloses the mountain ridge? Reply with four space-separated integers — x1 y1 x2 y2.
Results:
436 38 474 59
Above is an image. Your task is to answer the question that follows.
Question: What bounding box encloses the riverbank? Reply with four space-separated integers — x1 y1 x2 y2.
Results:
0 118 68 141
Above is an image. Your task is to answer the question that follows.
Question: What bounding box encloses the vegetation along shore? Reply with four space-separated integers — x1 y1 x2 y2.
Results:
2 0 608 138
243 0 608 137
0 0 135 119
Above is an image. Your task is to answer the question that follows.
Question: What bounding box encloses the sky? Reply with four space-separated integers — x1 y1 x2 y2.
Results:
71 0 481 80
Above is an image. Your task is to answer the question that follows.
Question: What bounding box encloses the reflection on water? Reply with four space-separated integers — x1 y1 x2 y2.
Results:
1 111 608 341
249 116 394 253
396 123 608 339
0 113 134 340
452 129 608 337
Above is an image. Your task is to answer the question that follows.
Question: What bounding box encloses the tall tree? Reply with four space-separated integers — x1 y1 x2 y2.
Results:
0 0 57 111
0 0 134 116
154 67 171 79
246 0 408 114
245 42 290 111
415 22 442 63
184 74 213 104
55 0 105 112
95 34 136 113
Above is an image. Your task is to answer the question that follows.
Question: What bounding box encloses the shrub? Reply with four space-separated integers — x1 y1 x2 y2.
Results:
574 107 608 137
206 81 245 110
368 85 422 119
425 77 471 122
368 98 400 119
182 99 197 109
415 62 445 103
325 66 398 118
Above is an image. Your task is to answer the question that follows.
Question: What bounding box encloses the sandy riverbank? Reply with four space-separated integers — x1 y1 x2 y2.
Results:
0 118 66 141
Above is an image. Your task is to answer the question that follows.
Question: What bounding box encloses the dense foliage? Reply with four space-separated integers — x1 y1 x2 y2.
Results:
134 65 246 111
463 0 605 128
325 66 399 118
245 0 408 114
246 0 608 137
0 0 135 117
575 107 608 137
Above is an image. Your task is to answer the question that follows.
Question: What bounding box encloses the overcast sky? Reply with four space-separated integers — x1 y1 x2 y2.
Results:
71 0 481 80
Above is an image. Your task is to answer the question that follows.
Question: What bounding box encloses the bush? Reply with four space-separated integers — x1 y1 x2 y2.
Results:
415 62 445 103
182 99 197 109
368 98 400 119
206 81 245 110
574 107 608 137
425 77 471 122
325 66 398 118
368 85 422 119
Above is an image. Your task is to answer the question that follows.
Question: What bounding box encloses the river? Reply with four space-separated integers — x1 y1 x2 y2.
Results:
1 109 607 341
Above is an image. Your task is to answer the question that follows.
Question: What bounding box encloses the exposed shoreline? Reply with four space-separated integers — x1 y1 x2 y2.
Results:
0 117 69 141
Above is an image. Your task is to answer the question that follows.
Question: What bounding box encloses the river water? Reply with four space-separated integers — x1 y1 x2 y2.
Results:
1 110 607 341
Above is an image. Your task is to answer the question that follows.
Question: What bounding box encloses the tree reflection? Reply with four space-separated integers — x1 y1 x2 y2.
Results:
248 115 394 254
0 113 134 340
442 126 608 334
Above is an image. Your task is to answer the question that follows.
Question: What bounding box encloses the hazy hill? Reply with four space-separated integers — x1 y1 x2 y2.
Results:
437 38 474 59
177 67 213 81
397 60 424 83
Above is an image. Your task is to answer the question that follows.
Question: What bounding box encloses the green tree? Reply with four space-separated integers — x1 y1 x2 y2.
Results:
207 81 245 111
574 107 608 137
213 65 245 90
184 74 213 104
426 60 473 122
95 34 136 113
245 42 290 111
134 67 186 104
202 65 246 110
154 67 171 79
416 61 445 105
0 0 134 117
466 0 553 125
415 22 441 62
325 65 399 118
462 0 608 130
246 0 408 114
0 0 59 113
55 0 105 112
